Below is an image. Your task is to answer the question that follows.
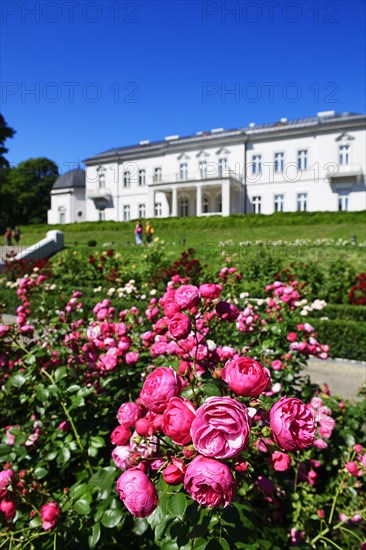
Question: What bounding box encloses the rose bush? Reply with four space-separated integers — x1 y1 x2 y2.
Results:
0 252 365 549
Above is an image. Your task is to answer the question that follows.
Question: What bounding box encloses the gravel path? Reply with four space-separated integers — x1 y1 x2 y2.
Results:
2 314 365 400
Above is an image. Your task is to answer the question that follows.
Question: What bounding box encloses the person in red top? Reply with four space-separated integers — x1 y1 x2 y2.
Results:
5 228 12 246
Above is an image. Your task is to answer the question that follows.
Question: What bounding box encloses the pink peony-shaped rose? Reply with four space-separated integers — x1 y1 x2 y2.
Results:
162 397 196 445
140 367 183 413
190 396 251 459
184 455 236 508
174 285 200 310
0 498 16 520
0 470 14 498
221 357 271 397
270 451 291 471
40 502 60 530
164 300 181 318
116 469 158 517
270 397 316 451
199 283 222 300
168 313 192 340
117 402 141 427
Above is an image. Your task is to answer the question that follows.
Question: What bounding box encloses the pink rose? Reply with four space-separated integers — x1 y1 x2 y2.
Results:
168 313 192 340
162 458 186 485
112 445 133 469
221 357 271 397
190 396 251 459
164 300 181 318
215 301 239 322
125 351 139 365
174 285 200 310
346 461 359 476
270 451 291 471
0 470 14 498
199 284 222 300
111 425 131 446
140 367 183 412
184 455 236 508
116 469 158 517
270 397 316 451
0 498 16 520
40 502 60 530
117 402 141 427
162 397 196 445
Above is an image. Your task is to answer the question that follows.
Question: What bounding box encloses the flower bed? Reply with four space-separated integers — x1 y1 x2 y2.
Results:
0 253 365 549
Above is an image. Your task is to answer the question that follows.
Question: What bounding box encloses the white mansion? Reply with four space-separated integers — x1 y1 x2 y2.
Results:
48 111 366 224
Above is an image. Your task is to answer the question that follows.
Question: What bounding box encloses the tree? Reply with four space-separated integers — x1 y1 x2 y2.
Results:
4 158 59 226
0 113 15 169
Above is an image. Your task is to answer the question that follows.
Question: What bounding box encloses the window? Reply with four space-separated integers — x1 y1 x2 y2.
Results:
274 194 284 212
218 158 227 177
154 167 162 182
59 212 65 224
199 160 207 179
138 204 146 218
97 166 106 189
123 205 130 221
179 197 189 217
252 155 262 175
203 195 209 213
98 210 105 221
216 194 222 213
339 145 349 165
274 152 284 173
338 191 349 211
179 163 188 180
297 150 308 171
123 170 131 188
155 202 162 217
138 169 146 186
297 193 307 212
252 195 261 214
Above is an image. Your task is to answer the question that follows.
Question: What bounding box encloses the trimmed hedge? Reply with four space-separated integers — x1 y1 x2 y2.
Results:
311 304 366 323
310 318 366 361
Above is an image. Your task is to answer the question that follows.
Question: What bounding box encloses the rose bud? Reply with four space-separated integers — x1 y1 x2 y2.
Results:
111 425 131 446
270 451 291 472
135 418 151 437
40 502 60 530
116 469 158 518
162 458 186 485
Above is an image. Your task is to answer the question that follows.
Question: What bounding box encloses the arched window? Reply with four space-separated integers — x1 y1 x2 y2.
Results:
179 197 189 217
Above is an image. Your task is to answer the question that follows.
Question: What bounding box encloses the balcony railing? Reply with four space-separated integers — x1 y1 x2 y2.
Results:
327 164 363 180
150 169 241 185
87 188 112 200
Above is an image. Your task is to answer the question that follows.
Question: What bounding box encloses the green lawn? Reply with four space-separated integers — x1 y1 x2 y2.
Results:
4 211 366 270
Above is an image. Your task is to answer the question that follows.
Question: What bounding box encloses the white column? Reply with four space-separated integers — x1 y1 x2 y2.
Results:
171 187 178 217
221 180 231 216
196 185 202 216
147 189 155 218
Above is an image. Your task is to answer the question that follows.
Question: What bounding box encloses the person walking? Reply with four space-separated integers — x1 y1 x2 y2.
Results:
14 226 21 245
145 221 154 244
135 220 143 245
5 227 12 246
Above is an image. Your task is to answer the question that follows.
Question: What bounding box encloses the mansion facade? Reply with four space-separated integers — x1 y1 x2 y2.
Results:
47 111 366 224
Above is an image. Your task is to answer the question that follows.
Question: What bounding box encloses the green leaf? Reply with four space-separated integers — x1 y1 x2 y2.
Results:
193 539 208 550
57 446 71 465
34 467 48 480
67 384 81 393
169 493 187 520
9 373 26 388
132 518 149 536
88 522 101 549
88 467 117 500
29 516 42 529
90 436 105 448
54 367 68 382
101 508 124 528
74 498 91 515
147 504 166 529
201 382 221 397
36 384 49 402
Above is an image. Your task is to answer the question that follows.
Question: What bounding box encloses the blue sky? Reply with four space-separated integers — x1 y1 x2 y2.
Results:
1 0 365 171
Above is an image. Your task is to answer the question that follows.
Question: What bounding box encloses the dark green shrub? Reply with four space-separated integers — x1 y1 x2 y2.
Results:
310 318 366 360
